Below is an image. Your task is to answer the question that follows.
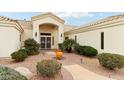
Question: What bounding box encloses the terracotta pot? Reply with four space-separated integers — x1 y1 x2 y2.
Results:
56 50 63 60
67 48 72 53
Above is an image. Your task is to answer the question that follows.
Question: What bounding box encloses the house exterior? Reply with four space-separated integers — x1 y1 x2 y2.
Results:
65 14 124 55
0 12 124 57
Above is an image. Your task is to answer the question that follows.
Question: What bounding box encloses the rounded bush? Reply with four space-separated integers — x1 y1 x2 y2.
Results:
18 49 28 54
24 38 40 55
97 53 124 70
79 46 98 57
0 66 27 80
11 49 28 62
36 60 62 77
74 43 81 54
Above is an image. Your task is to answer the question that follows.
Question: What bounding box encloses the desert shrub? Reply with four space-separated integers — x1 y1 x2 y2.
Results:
11 49 28 62
97 53 124 70
79 46 98 57
36 60 62 77
0 66 27 80
24 38 40 55
62 39 75 53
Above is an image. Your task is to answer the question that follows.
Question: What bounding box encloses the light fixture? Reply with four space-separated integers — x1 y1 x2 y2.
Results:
35 32 37 37
61 33 62 38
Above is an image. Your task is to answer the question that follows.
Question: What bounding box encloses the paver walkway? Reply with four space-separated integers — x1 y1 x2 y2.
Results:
63 64 112 80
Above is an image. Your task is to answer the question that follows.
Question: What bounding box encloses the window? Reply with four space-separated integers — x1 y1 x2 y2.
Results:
52 36 54 45
101 32 104 49
75 35 77 42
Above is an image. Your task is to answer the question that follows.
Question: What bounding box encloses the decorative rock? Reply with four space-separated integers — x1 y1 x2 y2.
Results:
15 67 33 79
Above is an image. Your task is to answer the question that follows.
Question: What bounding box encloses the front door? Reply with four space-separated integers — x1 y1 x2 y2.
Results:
41 37 46 49
46 37 51 49
40 37 51 49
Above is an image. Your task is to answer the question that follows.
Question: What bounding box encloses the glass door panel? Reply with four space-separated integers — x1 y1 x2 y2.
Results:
46 37 51 49
41 37 45 49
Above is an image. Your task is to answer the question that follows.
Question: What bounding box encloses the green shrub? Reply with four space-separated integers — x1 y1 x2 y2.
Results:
97 53 124 70
77 46 98 57
62 39 75 53
58 44 64 51
18 49 27 53
74 43 81 54
24 38 40 55
0 66 27 80
36 60 62 77
11 49 28 62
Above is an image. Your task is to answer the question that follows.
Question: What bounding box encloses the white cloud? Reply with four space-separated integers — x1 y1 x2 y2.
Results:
54 12 94 19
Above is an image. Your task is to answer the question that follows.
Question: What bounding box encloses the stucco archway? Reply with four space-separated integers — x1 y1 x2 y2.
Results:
32 13 65 49
38 23 59 49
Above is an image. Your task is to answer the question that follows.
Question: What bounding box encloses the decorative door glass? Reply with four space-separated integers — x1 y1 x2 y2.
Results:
41 37 51 49
41 37 45 48
46 37 51 49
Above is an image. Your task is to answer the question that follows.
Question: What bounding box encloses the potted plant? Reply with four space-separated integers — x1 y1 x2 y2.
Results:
62 39 75 53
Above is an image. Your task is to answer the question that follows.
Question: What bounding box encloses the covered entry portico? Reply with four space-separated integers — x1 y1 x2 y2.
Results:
32 12 65 49
39 23 58 49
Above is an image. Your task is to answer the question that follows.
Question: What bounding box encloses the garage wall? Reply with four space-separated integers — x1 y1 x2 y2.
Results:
0 26 21 57
67 24 124 55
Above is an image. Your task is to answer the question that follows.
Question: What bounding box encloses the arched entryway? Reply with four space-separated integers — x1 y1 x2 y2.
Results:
32 13 65 50
39 23 59 49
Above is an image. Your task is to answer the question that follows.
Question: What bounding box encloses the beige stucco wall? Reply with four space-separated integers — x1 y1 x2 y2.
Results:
18 20 33 44
0 26 21 57
22 28 33 42
67 24 124 55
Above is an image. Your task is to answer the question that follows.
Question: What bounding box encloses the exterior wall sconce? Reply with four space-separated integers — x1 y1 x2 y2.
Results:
61 33 62 37
35 32 37 37
61 33 62 40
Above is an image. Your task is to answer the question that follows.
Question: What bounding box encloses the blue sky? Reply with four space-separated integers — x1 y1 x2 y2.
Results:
0 12 123 26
